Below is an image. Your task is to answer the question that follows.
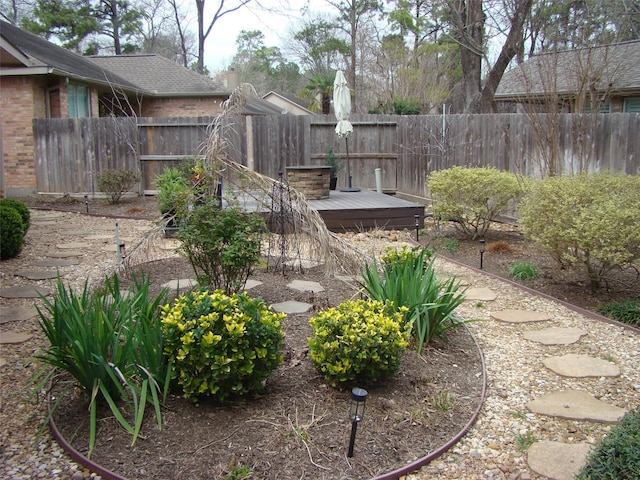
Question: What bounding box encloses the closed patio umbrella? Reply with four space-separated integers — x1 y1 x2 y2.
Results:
333 71 359 192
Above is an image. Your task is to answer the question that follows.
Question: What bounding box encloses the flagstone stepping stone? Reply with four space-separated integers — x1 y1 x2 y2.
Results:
528 441 591 480
31 220 58 227
32 259 80 267
464 287 497 301
161 279 198 291
0 331 34 344
15 270 60 280
243 279 263 290
159 239 181 251
0 358 7 368
544 354 620 378
45 251 82 258
94 224 118 231
283 259 320 269
491 309 550 323
287 280 325 293
271 300 313 314
523 327 587 345
56 242 90 250
0 285 51 298
0 306 38 324
85 234 114 240
527 390 626 423
64 230 94 236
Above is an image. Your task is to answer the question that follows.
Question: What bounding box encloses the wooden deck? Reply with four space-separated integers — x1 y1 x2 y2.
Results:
308 190 425 232
226 189 425 233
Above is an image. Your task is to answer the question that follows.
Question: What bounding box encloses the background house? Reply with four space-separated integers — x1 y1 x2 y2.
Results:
495 40 640 114
262 91 313 116
0 20 229 197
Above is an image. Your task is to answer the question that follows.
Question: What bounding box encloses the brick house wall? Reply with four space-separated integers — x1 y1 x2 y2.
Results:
141 96 225 117
0 76 43 195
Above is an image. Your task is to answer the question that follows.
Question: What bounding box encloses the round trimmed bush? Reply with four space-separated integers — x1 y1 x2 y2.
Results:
0 204 25 260
0 198 30 232
161 289 285 401
308 299 409 387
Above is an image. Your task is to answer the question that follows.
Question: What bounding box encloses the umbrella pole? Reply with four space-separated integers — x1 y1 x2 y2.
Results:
346 137 352 188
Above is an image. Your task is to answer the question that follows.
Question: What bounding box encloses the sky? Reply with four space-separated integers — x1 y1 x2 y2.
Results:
202 0 333 72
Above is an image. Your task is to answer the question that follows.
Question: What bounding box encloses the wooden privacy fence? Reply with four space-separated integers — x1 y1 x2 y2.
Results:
33 113 640 197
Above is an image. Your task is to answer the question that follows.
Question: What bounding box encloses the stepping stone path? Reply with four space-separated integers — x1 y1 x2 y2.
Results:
464 287 497 301
0 306 37 324
287 279 325 293
271 300 313 314
490 309 550 323
484 302 630 477
32 259 80 267
0 331 34 344
527 441 592 480
56 242 90 250
15 270 61 280
523 326 588 345
161 279 198 291
0 285 52 298
243 279 263 290
543 354 620 378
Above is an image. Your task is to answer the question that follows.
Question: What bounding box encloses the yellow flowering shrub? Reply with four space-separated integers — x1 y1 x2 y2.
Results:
161 289 285 401
308 300 409 387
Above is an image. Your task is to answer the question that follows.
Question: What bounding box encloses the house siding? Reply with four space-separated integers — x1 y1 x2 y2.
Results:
141 97 225 117
0 76 40 195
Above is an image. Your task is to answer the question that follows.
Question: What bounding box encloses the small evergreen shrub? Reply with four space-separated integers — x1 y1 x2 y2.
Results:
509 262 538 280
176 202 265 294
97 168 140 204
577 406 640 479
520 173 640 290
161 289 285 401
0 198 30 231
597 300 640 326
427 166 526 239
0 204 25 260
308 299 409 387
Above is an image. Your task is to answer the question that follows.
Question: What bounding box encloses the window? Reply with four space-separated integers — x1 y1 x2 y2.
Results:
624 97 640 113
585 99 611 113
67 84 90 117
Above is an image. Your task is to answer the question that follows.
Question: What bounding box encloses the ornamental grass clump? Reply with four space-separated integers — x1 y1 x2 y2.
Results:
360 246 466 353
308 299 409 387
161 289 285 401
34 274 170 457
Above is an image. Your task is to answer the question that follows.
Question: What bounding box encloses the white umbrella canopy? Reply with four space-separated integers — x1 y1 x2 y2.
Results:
332 71 359 191
333 70 353 138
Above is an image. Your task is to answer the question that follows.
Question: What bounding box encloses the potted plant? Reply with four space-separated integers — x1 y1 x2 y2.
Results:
325 147 343 190
155 168 191 237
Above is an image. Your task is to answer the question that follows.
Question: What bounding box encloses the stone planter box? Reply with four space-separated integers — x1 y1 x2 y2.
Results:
286 166 331 200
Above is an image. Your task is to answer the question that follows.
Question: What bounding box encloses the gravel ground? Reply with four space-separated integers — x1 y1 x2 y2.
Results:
1 211 639 480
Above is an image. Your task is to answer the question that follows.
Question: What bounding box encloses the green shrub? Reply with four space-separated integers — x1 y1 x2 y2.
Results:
155 168 191 216
97 168 141 204
427 166 526 239
360 246 466 353
520 173 640 290
34 274 169 456
381 244 433 270
597 300 640 326
577 406 640 479
508 262 538 280
0 198 30 231
0 204 25 260
161 289 285 401
308 299 409 387
176 202 264 294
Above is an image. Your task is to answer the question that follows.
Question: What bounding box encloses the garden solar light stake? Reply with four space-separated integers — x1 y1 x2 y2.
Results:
84 194 89 214
347 387 368 457
479 239 486 269
414 214 420 241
